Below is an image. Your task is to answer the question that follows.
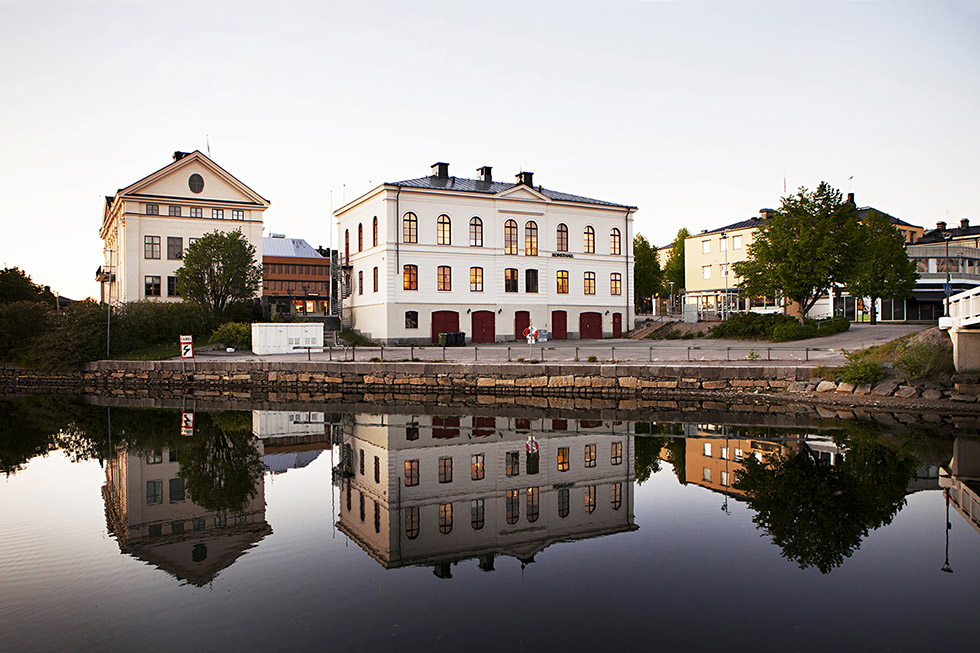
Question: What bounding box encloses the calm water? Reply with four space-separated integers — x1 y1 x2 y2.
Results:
1 396 979 652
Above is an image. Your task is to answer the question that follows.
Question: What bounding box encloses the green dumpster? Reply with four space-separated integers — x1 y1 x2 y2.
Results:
438 333 448 346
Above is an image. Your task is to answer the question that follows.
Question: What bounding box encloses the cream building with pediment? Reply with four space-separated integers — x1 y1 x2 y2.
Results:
97 150 269 304
334 162 636 344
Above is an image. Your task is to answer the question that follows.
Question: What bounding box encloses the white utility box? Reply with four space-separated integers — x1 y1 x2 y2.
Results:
251 323 324 355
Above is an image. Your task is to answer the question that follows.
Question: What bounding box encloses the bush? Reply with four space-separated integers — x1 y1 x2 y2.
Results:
209 322 252 349
0 301 53 360
838 359 886 385
710 312 800 340
771 322 818 342
18 300 108 369
897 341 954 379
816 317 850 337
111 301 205 353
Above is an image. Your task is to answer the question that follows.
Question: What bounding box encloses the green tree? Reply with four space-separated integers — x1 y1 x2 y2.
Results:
176 230 262 330
732 183 859 323
0 266 56 305
662 228 689 301
633 234 664 312
845 210 918 324
178 412 265 513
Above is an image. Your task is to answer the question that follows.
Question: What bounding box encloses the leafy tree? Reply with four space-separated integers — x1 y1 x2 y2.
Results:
178 412 265 513
633 234 664 312
662 228 689 295
18 300 107 369
176 230 262 330
0 301 53 360
0 266 56 305
845 210 918 324
634 436 667 484
732 183 859 323
734 439 917 573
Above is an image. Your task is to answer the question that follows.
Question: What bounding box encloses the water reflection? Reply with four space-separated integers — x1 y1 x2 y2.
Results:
941 437 980 539
334 415 636 575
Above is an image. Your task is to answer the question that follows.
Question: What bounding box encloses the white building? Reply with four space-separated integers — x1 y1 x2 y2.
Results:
334 163 635 344
98 150 269 304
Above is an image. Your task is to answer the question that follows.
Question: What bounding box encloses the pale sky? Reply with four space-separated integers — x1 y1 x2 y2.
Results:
2 0 978 300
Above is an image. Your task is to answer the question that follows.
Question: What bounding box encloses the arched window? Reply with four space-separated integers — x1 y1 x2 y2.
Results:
556 270 569 294
437 265 452 291
610 272 622 295
437 214 451 245
504 219 518 255
403 265 418 290
344 229 350 260
584 226 595 253
610 228 621 255
372 216 378 247
469 217 483 247
403 212 417 243
584 271 596 295
525 221 538 256
357 223 363 252
556 223 568 252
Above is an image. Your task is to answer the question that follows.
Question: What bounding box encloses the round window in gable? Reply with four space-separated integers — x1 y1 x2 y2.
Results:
188 174 204 194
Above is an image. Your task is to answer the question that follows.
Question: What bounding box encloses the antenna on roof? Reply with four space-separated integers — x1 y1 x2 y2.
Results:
206 134 211 158
848 176 853 193
783 170 786 194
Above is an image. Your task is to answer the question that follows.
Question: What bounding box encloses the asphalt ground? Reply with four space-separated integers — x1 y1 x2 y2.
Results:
188 323 927 366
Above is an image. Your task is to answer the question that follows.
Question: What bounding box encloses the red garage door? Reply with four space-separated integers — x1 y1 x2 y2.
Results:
515 311 530 340
612 312 623 338
551 310 567 339
579 312 602 339
431 310 459 344
471 310 495 343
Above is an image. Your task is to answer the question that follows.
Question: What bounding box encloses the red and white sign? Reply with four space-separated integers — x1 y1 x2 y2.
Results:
181 412 194 437
179 334 194 359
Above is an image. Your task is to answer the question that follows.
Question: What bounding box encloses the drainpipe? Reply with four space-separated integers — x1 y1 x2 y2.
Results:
625 207 633 327
395 185 402 269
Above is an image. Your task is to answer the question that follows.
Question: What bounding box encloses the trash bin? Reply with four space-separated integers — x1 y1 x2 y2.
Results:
438 333 448 346
457 331 466 346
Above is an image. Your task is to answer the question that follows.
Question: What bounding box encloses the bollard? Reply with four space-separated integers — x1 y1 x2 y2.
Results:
475 347 478 361
767 348 771 361
575 346 579 362
380 345 384 362
805 348 809 362
649 346 653 362
329 345 333 361
540 346 544 361
687 346 691 361
726 347 730 361
411 345 414 360
612 346 616 362
507 346 511 362
443 346 446 361
352 345 356 362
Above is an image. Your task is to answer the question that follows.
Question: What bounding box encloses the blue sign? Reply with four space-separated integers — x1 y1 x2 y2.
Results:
945 283 952 294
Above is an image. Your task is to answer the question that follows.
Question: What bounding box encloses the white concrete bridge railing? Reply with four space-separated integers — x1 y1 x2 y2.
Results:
939 286 980 371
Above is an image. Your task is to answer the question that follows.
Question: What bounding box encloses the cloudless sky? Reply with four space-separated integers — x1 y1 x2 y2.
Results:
2 0 978 300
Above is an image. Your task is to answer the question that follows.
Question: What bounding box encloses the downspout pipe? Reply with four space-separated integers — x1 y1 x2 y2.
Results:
625 207 633 327
395 185 402 269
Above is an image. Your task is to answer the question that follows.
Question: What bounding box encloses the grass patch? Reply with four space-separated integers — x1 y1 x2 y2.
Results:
117 342 181 361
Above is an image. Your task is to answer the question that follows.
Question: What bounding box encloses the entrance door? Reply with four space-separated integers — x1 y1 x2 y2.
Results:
431 310 459 343
579 312 602 339
612 312 622 338
471 310 496 343
551 310 567 339
514 311 530 340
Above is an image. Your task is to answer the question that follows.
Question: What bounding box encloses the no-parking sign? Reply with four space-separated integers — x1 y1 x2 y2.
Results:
181 412 194 437
180 335 194 359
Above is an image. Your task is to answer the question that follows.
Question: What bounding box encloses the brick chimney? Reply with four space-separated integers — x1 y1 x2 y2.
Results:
961 218 970 230
431 162 449 178
173 151 191 162
759 208 775 219
846 192 856 205
516 171 534 187
477 166 493 182
937 221 947 231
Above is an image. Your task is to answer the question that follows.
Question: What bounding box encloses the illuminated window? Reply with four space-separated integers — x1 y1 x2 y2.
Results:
470 217 483 247
525 221 538 255
439 503 453 534
504 268 518 292
584 226 595 253
437 214 452 245
403 265 418 290
584 443 596 468
557 223 568 252
506 489 519 524
557 447 570 472
471 499 485 530
438 456 453 483
611 441 623 465
558 488 570 518
403 212 418 243
610 273 622 296
585 485 596 513
610 228 621 255
504 219 518 254
404 460 419 486
437 265 451 291
553 270 568 294
471 453 485 480
405 506 420 539
584 271 596 295
470 267 483 292
526 487 540 523
611 482 622 510
144 276 161 297
506 451 520 477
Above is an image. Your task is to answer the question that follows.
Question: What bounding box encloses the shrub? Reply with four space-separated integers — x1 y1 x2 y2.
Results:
897 341 954 379
19 300 108 369
209 322 252 349
710 312 800 340
587 355 598 362
0 301 53 360
771 322 818 342
838 359 886 385
816 317 850 337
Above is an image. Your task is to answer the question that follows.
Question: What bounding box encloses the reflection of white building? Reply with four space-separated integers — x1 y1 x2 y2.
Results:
940 438 980 535
252 410 332 475
102 440 269 586
336 414 635 575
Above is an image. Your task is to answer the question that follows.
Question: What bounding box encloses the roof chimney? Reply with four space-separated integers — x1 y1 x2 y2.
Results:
937 221 947 231
431 162 449 178
759 208 774 219
173 151 191 162
516 171 534 187
477 166 493 182
846 192 855 205
961 218 970 230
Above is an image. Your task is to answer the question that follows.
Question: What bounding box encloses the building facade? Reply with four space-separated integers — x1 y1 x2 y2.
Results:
97 151 269 304
334 163 635 344
262 235 333 317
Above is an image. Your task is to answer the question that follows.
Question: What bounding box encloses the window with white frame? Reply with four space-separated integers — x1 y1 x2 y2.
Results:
703 265 711 280
469 217 483 247
702 240 710 254
733 234 742 249
212 208 223 219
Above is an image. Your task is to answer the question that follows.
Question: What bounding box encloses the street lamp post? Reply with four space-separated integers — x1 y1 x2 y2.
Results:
944 232 953 317
668 281 675 315
942 488 953 573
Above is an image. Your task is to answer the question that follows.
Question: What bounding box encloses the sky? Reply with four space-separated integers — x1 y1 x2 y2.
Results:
1 0 978 300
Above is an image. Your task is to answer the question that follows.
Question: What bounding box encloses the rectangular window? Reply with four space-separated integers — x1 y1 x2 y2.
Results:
193 518 205 530
406 422 419 440
611 441 623 465
471 499 485 530
144 235 161 259
527 487 539 523
145 276 161 297
167 236 182 260
404 460 419 486
146 203 159 215
146 480 163 505
212 208 223 219
525 269 538 293
438 456 453 483
403 265 418 290
405 506 420 539
556 270 569 294
734 448 744 461
584 443 596 467
147 450 162 464
470 267 483 292
373 267 379 292
733 234 742 249
439 503 453 534
557 447 570 472
232 209 244 220
720 236 728 251
702 240 710 254
610 273 622 296
405 311 418 329
190 207 202 218
437 265 451 291
506 451 520 477
702 265 711 280
504 268 518 292
703 442 711 456
168 205 180 217
166 276 179 297
611 482 622 510
558 488 570 518
359 449 365 475
506 489 520 524
169 478 185 502
585 485 596 513
584 271 596 295
471 453 485 480
720 446 729 460
374 456 381 484
720 470 730 487
703 467 711 482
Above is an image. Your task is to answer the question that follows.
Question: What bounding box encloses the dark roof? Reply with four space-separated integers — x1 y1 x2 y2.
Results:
700 216 767 236
856 206 920 229
386 175 633 209
918 225 980 243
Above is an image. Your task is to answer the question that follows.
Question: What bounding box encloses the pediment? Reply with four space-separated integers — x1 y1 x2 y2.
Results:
496 185 550 202
119 151 269 207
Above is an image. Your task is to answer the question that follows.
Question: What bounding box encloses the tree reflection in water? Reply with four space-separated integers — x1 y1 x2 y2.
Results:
734 439 918 573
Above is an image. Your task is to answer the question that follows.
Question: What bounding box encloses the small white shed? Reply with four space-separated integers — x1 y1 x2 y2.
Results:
251 323 324 355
